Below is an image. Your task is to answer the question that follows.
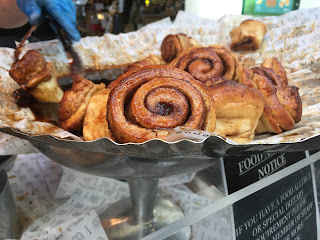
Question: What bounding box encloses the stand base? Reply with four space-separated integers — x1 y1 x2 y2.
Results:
100 197 191 240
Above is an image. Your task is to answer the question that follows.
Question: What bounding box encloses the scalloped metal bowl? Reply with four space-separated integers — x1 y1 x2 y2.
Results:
31 142 217 178
1 127 320 179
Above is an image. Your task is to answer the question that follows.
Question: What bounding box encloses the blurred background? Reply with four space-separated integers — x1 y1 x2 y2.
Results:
0 0 318 48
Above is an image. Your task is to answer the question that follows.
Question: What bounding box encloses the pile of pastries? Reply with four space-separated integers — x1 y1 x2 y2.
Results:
9 20 302 144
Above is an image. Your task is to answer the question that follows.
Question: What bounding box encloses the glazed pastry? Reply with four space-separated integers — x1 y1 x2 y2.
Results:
206 80 264 143
161 33 199 63
256 106 283 134
276 86 302 123
252 67 283 88
124 54 165 73
259 59 301 122
253 74 295 133
106 65 216 143
261 58 288 88
170 45 241 83
58 75 105 132
238 59 302 134
238 67 257 89
9 50 64 103
171 47 224 82
240 68 281 134
229 20 267 51
252 66 302 124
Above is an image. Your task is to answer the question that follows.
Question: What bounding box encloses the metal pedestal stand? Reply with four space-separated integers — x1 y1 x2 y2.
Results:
31 142 217 240
101 179 190 240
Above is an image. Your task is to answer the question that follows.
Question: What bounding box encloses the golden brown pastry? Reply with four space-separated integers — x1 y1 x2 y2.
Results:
253 74 295 133
252 65 302 124
238 67 257 89
238 59 302 134
276 86 302 123
58 75 105 132
206 80 264 143
256 106 283 134
252 67 283 88
261 58 288 88
170 45 241 83
229 20 267 51
124 54 165 73
161 33 200 63
260 59 301 122
9 50 63 103
83 88 115 141
106 65 216 143
207 45 237 80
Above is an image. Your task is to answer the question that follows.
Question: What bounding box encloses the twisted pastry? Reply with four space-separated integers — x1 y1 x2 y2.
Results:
258 59 301 123
252 65 302 124
256 106 283 134
262 58 288 88
253 74 295 133
58 75 105 132
161 33 200 63
9 50 63 103
237 67 282 134
106 66 216 143
237 58 302 134
276 86 302 123
252 67 283 88
124 54 165 73
238 67 257 89
170 45 241 83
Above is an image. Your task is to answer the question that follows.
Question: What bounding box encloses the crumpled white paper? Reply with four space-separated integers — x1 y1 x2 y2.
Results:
0 133 35 155
6 153 230 240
